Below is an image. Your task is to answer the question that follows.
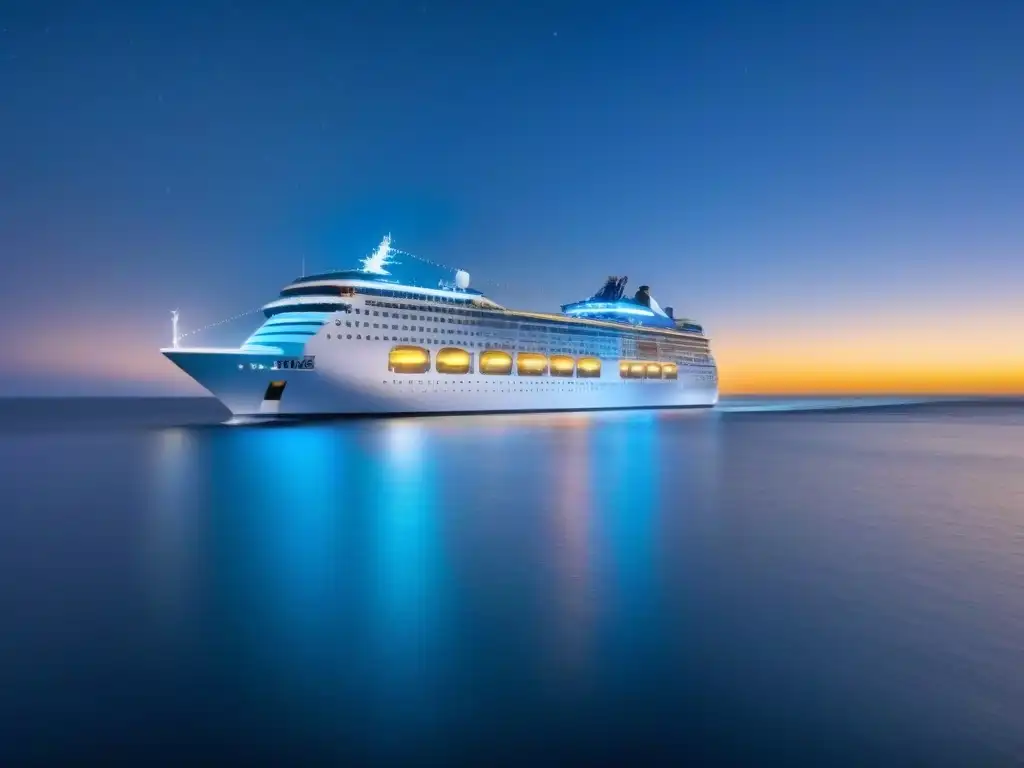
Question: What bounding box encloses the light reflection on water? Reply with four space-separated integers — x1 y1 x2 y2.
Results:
243 425 341 652
551 424 594 681
144 427 201 628
1 399 1023 763
370 420 445 701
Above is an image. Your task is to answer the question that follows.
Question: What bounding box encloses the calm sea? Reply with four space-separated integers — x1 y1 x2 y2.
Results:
1 397 1022 764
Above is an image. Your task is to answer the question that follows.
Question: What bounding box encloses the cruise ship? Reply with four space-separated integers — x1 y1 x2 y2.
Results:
162 236 718 416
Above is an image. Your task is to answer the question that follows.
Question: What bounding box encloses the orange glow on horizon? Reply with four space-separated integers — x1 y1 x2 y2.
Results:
719 363 1024 396
7 310 1024 397
713 310 1024 395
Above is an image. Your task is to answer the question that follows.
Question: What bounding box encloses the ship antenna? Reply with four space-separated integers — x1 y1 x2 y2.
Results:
171 309 180 349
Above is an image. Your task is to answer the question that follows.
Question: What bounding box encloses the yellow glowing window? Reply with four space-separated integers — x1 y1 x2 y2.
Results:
621 361 649 379
388 345 430 374
479 350 513 375
517 352 548 376
436 347 471 374
550 355 575 377
620 361 648 379
662 363 678 379
646 363 661 378
577 357 601 378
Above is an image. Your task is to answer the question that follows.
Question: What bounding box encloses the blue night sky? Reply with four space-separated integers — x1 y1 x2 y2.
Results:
1 1 1023 394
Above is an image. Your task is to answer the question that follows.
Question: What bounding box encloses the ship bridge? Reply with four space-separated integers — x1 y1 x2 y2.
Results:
257 235 502 318
227 236 504 356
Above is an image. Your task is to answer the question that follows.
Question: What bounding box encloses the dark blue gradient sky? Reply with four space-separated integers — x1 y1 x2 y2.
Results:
2 1 1022 394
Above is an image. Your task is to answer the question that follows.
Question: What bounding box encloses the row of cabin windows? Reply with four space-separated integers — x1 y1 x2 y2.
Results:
619 361 680 380
341 314 705 356
329 332 644 358
337 319 615 355
359 298 709 349
325 330 704 366
332 302 707 361
388 348 604 378
277 288 707 351
385 347 678 380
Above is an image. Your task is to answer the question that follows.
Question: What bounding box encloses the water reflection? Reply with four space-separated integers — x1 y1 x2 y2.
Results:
662 409 723 529
101 401 1024 762
602 412 659 605
551 421 595 678
144 427 201 627
241 425 343 648
369 421 445 703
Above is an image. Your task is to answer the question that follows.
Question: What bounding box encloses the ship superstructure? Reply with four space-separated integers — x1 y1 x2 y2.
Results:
162 236 718 416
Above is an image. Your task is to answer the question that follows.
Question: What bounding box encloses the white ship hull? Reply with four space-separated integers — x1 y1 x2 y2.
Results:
163 339 719 418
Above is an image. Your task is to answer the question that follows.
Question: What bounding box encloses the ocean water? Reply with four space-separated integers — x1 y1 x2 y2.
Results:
1 397 1022 764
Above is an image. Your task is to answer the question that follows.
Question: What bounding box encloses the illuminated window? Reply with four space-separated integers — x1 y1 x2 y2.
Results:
646 363 661 378
435 347 472 374
662 363 678 380
480 350 513 375
517 353 547 376
548 355 575 378
577 357 601 378
389 345 430 374
620 361 647 379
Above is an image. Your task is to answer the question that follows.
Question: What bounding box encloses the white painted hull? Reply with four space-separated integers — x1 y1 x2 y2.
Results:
163 332 718 418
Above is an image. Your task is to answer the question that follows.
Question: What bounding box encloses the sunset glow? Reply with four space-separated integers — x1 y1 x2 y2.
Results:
2 3 1023 399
